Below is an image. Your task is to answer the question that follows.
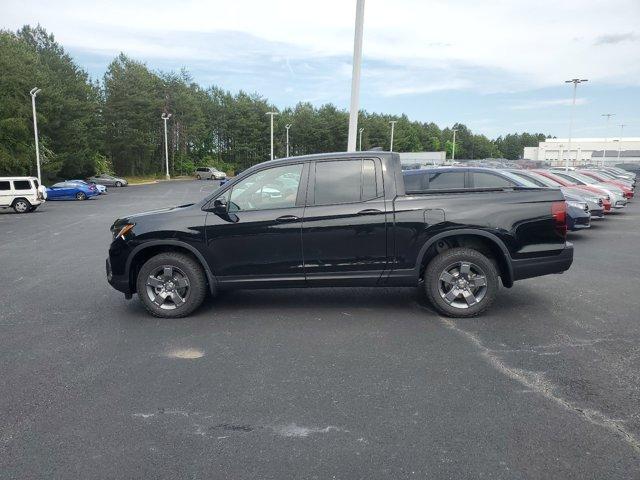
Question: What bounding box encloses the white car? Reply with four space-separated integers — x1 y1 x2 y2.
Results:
194 167 227 180
0 176 47 213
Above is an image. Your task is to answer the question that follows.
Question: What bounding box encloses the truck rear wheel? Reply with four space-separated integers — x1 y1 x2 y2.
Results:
424 247 498 318
136 252 207 318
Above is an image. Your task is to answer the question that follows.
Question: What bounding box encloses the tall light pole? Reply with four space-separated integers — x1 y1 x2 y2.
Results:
451 128 458 162
285 123 292 157
266 112 278 160
389 120 397 152
564 78 588 169
359 128 364 151
29 88 42 183
347 0 365 152
617 124 626 163
601 113 615 167
161 113 172 180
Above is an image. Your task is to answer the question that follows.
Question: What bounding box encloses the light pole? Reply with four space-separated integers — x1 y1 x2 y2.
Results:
359 128 364 151
389 121 397 152
617 124 626 163
285 123 292 157
601 113 615 167
451 128 458 162
29 87 42 183
161 113 172 180
266 112 278 160
347 0 365 152
564 78 588 170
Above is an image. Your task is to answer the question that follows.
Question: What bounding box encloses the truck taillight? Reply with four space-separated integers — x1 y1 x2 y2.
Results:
552 201 567 239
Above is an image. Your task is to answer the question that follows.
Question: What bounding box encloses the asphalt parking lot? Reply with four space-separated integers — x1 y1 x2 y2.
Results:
1 180 639 479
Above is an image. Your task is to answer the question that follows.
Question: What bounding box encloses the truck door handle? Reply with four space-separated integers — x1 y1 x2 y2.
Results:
357 209 382 215
275 215 300 222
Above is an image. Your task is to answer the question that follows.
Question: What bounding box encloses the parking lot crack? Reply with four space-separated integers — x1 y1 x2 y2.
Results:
439 317 640 454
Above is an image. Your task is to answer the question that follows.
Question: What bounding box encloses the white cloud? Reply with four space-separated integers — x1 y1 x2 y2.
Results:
2 0 640 94
509 98 588 110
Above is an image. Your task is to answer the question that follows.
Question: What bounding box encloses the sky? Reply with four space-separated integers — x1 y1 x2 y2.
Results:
2 0 640 139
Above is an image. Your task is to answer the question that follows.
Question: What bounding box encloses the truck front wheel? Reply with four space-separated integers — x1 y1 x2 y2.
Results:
424 247 498 318
136 252 207 318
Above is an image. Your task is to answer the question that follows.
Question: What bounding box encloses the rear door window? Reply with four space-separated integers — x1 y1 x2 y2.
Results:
428 171 466 190
0 181 10 190
13 180 31 190
313 159 380 205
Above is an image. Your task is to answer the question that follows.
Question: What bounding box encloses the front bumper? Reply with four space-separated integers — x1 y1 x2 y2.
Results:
511 243 574 282
106 257 131 295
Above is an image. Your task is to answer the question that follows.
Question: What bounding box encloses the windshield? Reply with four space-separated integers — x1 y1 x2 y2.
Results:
500 171 540 187
567 172 599 184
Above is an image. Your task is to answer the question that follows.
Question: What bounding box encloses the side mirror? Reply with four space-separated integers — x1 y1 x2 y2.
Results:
213 198 227 214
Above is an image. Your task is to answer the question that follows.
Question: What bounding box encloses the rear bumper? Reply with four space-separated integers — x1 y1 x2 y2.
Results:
511 243 574 282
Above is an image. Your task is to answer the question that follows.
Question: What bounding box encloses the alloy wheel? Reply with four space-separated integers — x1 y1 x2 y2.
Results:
14 200 29 213
438 261 488 309
145 265 190 310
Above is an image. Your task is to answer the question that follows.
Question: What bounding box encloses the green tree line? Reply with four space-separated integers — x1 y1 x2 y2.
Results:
0 25 549 181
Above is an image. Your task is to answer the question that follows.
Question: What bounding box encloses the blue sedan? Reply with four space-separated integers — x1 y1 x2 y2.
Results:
46 181 100 200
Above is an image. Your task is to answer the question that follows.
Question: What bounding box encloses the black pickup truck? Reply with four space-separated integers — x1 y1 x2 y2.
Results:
107 152 573 318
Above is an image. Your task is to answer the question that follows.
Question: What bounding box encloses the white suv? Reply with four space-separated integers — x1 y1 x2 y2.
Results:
194 167 227 180
0 177 47 213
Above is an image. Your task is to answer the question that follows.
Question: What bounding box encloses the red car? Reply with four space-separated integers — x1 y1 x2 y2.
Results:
578 170 634 199
533 170 613 212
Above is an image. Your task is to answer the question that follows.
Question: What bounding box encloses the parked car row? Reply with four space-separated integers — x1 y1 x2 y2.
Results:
1 173 129 213
402 165 635 233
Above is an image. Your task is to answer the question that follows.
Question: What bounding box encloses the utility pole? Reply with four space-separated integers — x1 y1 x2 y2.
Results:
389 121 397 152
451 128 458 162
161 113 172 180
564 78 588 170
359 128 364 151
266 112 278 160
29 88 42 183
285 124 292 157
617 124 626 163
601 113 615 167
347 0 365 152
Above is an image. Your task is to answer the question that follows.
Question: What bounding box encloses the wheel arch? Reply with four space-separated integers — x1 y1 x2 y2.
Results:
417 229 514 288
126 241 217 295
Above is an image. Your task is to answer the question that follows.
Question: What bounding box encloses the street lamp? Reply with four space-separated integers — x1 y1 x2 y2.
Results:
161 113 172 180
347 0 365 152
359 128 364 151
389 121 397 152
29 87 42 183
564 78 588 170
617 124 626 163
285 124 292 157
451 128 458 162
266 112 278 160
601 113 615 167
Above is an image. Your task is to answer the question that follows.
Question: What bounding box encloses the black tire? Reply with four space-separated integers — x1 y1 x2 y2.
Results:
76 192 87 200
12 198 31 214
424 247 498 318
136 252 207 318
196 174 201 180
115 181 123 187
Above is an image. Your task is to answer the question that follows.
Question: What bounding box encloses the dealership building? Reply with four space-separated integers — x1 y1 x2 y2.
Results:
523 138 640 166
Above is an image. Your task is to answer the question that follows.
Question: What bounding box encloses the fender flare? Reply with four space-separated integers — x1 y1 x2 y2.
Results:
126 240 217 294
416 229 514 286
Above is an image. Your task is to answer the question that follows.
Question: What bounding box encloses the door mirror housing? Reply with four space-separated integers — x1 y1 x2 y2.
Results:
212 198 227 214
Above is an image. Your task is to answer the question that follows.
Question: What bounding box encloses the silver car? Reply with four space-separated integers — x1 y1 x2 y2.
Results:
87 173 128 187
194 167 227 180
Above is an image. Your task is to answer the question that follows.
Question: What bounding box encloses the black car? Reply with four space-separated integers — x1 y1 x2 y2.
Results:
107 152 573 318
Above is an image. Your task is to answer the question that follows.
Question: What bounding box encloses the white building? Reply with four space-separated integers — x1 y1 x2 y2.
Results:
399 151 447 167
523 138 640 166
